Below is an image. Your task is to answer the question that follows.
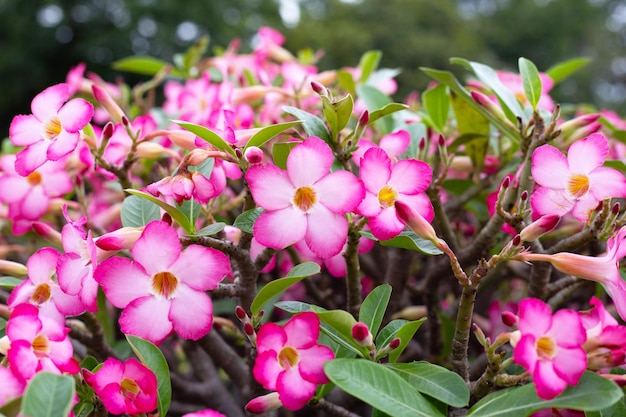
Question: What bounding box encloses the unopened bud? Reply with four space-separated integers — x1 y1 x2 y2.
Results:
519 214 560 242
438 134 445 147
389 337 401 349
502 311 518 327
245 392 283 414
559 113 600 138
0 260 27 277
32 222 63 246
121 115 130 127
235 148 243 159
235 305 247 321
244 322 255 336
101 121 114 141
419 137 426 151
311 81 326 95
359 110 369 126
613 202 621 215
95 226 144 251
512 234 521 247
472 323 487 346
351 322 374 347
161 213 173 225
395 201 440 245
520 190 528 202
92 84 125 123
502 176 510 189
244 146 264 164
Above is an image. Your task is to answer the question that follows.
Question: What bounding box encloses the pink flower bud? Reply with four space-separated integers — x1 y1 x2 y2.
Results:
92 84 126 123
244 322 255 336
519 214 560 242
351 322 373 347
32 222 63 246
244 146 264 164
395 201 439 244
502 311 519 327
95 227 144 251
310 81 326 95
235 306 247 321
389 337 401 349
359 110 370 126
559 113 600 137
101 121 114 141
512 234 522 247
245 392 283 414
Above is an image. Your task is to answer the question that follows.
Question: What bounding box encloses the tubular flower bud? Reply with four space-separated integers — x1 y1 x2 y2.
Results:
92 84 126 123
245 392 283 414
244 146 264 164
519 214 561 242
351 322 374 348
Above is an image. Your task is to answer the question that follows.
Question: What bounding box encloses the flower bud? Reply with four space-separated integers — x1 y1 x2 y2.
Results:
95 227 144 251
519 214 560 242
235 305 247 321
244 146 264 164
559 113 600 138
310 81 326 95
502 311 519 327
389 337 401 350
92 84 126 123
395 201 440 245
243 322 255 336
359 110 369 126
245 392 283 414
32 222 63 246
351 322 374 348
0 260 27 277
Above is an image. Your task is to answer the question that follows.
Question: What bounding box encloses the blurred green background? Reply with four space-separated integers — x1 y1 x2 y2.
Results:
2 0 625 136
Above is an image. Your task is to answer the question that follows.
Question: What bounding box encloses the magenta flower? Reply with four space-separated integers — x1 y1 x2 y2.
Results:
580 297 626 370
94 220 231 345
0 367 25 408
357 147 433 240
252 312 334 410
246 136 364 258
512 298 587 400
82 357 157 416
531 133 626 221
9 83 93 176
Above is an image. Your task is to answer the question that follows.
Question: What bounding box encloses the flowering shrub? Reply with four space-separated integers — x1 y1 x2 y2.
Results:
2 26 626 417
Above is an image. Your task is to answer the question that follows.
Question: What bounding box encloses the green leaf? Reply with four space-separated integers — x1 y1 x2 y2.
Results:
275 300 322 314
126 335 172 417
322 94 354 140
178 198 202 228
282 106 330 142
422 84 450 133
546 57 591 84
369 103 409 125
250 262 320 315
468 371 623 416
325 359 445 417
22 372 75 417
121 194 161 227
244 120 303 151
124 189 194 234
359 50 383 83
0 276 23 289
179 35 209 73
388 318 427 363
376 319 408 347
586 397 626 417
386 362 469 407
360 229 443 255
193 222 226 237
337 70 357 96
173 120 237 157
604 159 626 173
317 309 360 350
0 397 21 417
72 401 94 417
518 57 542 111
233 207 264 234
112 56 184 77
359 284 392 337
420 67 520 142
357 85 393 135
272 141 299 169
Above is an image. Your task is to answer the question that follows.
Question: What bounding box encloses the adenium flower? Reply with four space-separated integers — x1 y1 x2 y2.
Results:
82 357 157 416
9 83 93 176
246 136 364 258
0 366 25 408
252 312 334 410
94 220 231 345
579 297 626 370
511 298 587 400
531 133 626 222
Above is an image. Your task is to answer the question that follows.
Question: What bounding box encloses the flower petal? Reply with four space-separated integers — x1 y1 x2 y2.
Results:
276 366 317 411
314 170 364 213
368 207 404 240
287 137 333 187
532 145 569 189
169 285 213 340
131 221 182 273
518 298 553 337
31 84 69 120
46 130 79 160
94 257 151 308
552 347 587 386
567 133 608 174
284 312 320 349
27 247 60 284
170 245 230 291
298 344 334 384
548 309 586 348
15 140 50 176
253 207 307 250
589 167 626 200
20 186 49 220
57 98 93 132
513 334 538 374
379 130 410 158
252 350 281 390
304 205 348 259
119 296 173 345
356 192 382 217
534 360 567 400
57 253 88 296
246 164 294 210
388 160 432 194
9 115 43 146
360 148 392 192
530 187 573 218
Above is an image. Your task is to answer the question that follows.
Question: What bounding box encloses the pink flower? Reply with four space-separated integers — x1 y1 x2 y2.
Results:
531 133 626 221
512 298 587 400
9 83 93 176
82 358 157 416
252 312 334 410
357 147 433 240
0 366 25 407
352 129 411 166
246 136 364 258
580 297 626 370
94 220 231 345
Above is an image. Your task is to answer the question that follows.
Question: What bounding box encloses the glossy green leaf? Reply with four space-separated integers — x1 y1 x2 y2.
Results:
518 57 542 111
325 359 445 417
275 300 322 314
360 230 443 255
193 222 226 237
376 319 408 347
173 120 237 157
586 397 626 416
245 120 302 151
124 189 193 234
0 276 23 289
422 84 450 133
178 198 202 228
605 159 626 173
120 194 161 227
112 56 184 77
337 69 357 96
127 335 172 417
322 94 354 139
387 361 469 407
233 207 264 234
369 103 409 125
359 284 392 337
359 50 382 82
188 157 215 178
357 85 393 134
282 106 330 142
317 310 359 347
72 401 94 417
271 141 299 169
468 371 622 416
388 318 427 362
22 372 75 417
251 262 320 315
546 57 591 84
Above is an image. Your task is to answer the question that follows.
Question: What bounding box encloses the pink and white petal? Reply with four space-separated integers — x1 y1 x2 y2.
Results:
530 187 573 219
6 282 36 308
20 186 49 220
9 115 43 146
131 221 182 273
171 245 230 291
50 285 86 317
94 257 151 308
589 167 626 200
379 130 410 158
78 273 99 312
169 285 213 340
253 207 307 250
518 298 553 336
8 341 39 381
252 350 281 390
284 312 320 349
27 247 60 284
190 173 218 203
84 357 125 391
0 367 25 406
0 176 29 203
513 334 539 374
15 140 50 176
603 278 626 322
304 205 348 259
315 170 364 213
42 171 73 196
276 367 317 411
47 337 75 366
245 164 294 210
57 98 93 132
324 253 346 278
552 347 587 385
57 253 88 296
99 383 128 415
31 84 70 120
570 193 600 222
257 322 287 355
359 148 392 192
397 193 434 222
567 133 608 174
531 145 569 188
534 361 567 400
46 130 79 160
548 310 586 348
388 160 432 194
119 296 173 345
287 137 333 187
297 344 334 384
356 192 382 217
368 207 405 241
7 305 42 341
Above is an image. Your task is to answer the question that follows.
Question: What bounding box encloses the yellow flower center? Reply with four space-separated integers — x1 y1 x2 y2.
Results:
567 174 590 199
152 271 179 299
536 336 557 360
27 171 42 186
377 185 398 208
43 116 63 140
120 377 139 400
278 346 299 369
31 283 51 304
293 186 317 213
32 334 50 358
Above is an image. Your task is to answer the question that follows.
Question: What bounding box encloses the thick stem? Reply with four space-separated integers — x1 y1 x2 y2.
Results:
451 283 477 383
344 220 363 318
309 398 362 417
